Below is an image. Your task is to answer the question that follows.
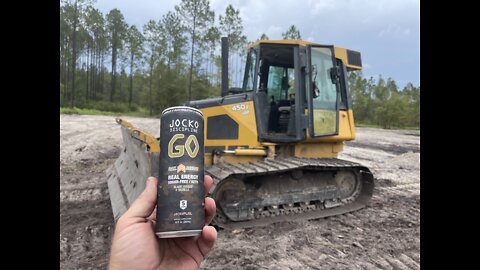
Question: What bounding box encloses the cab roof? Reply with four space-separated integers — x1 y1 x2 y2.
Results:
247 39 362 71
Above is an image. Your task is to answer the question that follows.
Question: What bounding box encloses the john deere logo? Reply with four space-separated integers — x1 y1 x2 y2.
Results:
180 200 187 210
177 164 186 173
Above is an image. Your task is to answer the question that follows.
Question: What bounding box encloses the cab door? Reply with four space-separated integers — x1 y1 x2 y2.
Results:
306 45 341 137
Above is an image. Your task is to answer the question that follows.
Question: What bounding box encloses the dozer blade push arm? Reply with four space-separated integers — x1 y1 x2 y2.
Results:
115 118 160 153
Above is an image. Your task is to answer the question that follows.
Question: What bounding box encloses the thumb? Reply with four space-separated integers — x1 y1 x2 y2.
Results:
122 177 158 219
197 226 217 257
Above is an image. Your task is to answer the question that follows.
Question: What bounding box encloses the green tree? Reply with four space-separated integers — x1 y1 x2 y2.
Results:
374 76 388 101
203 26 220 82
219 5 245 51
258 33 269 40
126 25 144 106
349 71 369 123
219 4 247 86
106 8 128 102
282 25 301 40
373 76 387 126
402 83 420 127
60 3 71 106
175 0 215 101
61 0 93 107
91 8 108 100
83 6 105 101
158 69 187 111
69 0 79 107
373 77 410 128
142 20 163 116
364 77 377 123
380 90 409 129
160 11 187 71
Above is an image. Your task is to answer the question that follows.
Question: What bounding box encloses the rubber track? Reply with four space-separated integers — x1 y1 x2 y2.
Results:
206 157 374 229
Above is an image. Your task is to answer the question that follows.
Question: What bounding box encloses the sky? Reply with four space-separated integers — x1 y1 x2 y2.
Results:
94 0 419 89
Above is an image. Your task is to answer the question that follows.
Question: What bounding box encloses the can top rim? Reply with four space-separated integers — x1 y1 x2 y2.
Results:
161 106 203 116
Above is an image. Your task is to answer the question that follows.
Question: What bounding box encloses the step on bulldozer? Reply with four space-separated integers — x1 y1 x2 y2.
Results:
107 37 374 229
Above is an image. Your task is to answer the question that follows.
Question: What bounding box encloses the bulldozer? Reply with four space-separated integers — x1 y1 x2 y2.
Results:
107 37 374 229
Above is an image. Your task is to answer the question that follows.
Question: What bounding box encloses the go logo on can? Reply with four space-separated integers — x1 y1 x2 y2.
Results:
168 134 199 158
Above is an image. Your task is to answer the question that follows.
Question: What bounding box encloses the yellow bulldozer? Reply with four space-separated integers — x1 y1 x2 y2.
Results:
107 37 374 228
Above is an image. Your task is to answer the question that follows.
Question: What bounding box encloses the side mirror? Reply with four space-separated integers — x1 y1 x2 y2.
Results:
312 82 320 98
330 66 340 84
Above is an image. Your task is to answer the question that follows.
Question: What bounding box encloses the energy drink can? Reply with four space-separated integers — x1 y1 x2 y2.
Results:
156 106 205 238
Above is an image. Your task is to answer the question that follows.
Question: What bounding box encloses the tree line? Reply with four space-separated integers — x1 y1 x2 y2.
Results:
60 0 253 115
348 72 420 129
60 0 419 129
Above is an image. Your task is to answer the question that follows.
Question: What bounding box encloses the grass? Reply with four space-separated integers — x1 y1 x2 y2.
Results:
356 122 420 132
60 107 151 117
60 107 117 115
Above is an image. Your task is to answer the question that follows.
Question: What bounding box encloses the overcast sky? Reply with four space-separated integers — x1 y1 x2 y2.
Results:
94 0 419 89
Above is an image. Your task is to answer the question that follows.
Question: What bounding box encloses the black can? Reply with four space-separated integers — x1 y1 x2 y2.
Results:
156 106 205 238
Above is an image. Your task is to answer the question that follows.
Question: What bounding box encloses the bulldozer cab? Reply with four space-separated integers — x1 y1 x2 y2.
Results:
244 41 347 143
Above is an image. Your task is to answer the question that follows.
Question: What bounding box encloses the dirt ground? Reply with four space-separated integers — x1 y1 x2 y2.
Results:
60 114 420 270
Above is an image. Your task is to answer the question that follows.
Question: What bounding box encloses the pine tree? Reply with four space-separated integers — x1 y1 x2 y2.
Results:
160 11 187 71
126 25 144 106
282 25 301 40
175 0 215 101
106 8 128 102
259 33 269 40
219 4 247 87
142 20 163 116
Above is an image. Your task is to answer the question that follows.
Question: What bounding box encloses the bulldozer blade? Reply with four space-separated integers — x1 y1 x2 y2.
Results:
106 126 159 221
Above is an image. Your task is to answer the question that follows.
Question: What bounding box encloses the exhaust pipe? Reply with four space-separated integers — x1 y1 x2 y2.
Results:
221 37 229 97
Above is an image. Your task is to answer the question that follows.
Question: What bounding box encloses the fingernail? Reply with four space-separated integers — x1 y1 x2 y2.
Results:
147 177 157 187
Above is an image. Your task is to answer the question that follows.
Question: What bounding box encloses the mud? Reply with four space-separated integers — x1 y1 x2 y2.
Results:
60 115 420 269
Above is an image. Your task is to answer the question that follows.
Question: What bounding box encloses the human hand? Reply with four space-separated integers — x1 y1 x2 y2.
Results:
108 175 217 270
